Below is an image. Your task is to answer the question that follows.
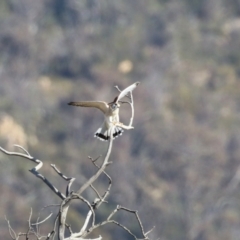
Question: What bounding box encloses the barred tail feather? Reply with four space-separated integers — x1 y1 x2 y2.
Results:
94 128 106 141
94 126 124 141
113 126 124 138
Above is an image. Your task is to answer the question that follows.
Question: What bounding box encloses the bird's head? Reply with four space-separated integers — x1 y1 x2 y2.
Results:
109 102 120 111
108 96 120 111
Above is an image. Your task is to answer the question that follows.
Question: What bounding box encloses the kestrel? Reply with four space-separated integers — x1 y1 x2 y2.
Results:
68 82 139 141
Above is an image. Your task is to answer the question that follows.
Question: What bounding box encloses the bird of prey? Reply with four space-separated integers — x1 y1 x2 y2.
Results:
68 82 139 141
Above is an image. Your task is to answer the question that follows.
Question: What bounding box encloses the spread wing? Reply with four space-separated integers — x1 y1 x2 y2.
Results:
115 82 140 102
68 101 109 114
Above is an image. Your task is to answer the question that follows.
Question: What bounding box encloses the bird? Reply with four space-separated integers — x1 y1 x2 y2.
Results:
68 82 139 141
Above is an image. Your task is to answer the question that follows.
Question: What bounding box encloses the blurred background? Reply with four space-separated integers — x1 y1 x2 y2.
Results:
1 0 240 239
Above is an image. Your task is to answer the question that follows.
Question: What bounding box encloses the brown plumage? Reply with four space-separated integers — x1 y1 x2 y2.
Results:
68 82 139 141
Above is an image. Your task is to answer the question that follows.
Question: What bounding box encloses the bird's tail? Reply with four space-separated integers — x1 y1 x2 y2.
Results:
94 126 124 141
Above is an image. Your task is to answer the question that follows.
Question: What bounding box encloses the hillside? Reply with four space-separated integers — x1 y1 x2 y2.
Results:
1 0 240 239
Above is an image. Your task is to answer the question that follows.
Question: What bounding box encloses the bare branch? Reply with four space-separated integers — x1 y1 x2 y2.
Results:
51 164 76 196
64 236 102 240
115 85 135 127
0 145 66 200
51 164 72 181
66 178 76 197
26 208 33 239
88 156 112 205
72 193 96 227
90 184 104 203
0 146 42 169
84 205 150 239
76 127 114 195
29 169 66 200
58 129 114 239
14 144 31 156
32 213 53 226
83 219 137 239
114 85 131 100
89 155 102 163
110 220 137 239
49 213 59 240
1 83 152 240
5 216 17 240
107 205 120 221
41 204 61 210
46 231 55 240
83 205 131 238
145 226 156 236
77 209 93 237
58 198 71 240
118 206 145 235
128 91 135 127
65 223 73 235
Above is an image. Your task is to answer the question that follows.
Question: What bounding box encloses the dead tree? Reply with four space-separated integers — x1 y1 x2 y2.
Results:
0 84 154 240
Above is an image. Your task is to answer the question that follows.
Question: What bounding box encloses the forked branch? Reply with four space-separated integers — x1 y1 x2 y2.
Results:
115 85 135 127
1 82 153 240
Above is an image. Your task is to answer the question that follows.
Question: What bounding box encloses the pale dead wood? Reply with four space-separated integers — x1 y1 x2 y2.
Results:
115 85 135 127
1 83 154 240
0 145 66 200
